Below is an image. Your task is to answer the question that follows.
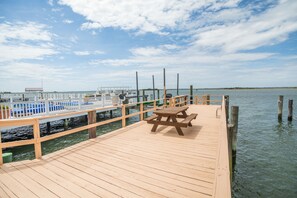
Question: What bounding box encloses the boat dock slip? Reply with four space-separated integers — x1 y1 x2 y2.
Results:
0 103 231 198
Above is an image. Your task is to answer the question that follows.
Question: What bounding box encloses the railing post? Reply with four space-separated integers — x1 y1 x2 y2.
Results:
140 103 144 121
122 105 126 127
194 96 198 105
33 118 42 159
88 110 97 138
79 94 82 110
153 100 157 110
190 85 193 104
45 99 50 115
0 133 3 165
172 97 176 107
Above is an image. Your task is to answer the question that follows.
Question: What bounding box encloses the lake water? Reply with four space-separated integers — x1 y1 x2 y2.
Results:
3 88 297 197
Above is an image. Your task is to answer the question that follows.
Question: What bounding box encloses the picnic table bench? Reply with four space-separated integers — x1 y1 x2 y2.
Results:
145 106 198 136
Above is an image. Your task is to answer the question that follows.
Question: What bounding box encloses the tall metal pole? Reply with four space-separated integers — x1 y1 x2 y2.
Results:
152 75 155 100
136 71 139 103
163 68 166 105
177 73 179 96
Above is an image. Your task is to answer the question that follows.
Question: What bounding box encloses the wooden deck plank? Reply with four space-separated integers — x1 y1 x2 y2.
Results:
64 152 198 198
55 155 166 198
1 164 58 198
0 105 230 198
10 161 79 198
71 148 213 197
0 169 39 198
88 142 216 172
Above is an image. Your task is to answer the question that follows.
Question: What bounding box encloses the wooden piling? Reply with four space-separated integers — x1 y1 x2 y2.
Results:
177 73 179 96
122 105 126 127
230 106 239 153
190 85 193 104
163 68 166 106
227 124 234 175
206 94 210 105
46 122 51 134
63 119 69 130
88 110 96 138
278 95 284 121
224 95 229 122
152 75 155 100
136 71 139 103
288 99 293 121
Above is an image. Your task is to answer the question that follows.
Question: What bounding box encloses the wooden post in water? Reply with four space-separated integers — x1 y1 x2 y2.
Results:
224 95 230 122
152 75 155 100
177 73 179 96
231 106 239 154
227 124 234 174
190 85 193 104
288 99 293 121
142 90 146 101
163 68 166 107
278 95 284 121
136 71 139 103
122 105 126 127
46 122 51 134
206 94 210 105
88 110 96 138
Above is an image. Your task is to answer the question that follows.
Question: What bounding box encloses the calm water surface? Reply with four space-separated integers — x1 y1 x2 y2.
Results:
193 89 297 198
4 88 297 197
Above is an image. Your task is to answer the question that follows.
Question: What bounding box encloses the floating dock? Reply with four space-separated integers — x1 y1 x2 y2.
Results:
0 95 231 197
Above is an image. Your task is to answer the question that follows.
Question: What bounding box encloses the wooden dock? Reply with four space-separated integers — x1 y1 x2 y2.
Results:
0 104 231 198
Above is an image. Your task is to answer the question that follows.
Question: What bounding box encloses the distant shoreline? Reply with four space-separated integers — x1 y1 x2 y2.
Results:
1 87 297 94
163 87 297 91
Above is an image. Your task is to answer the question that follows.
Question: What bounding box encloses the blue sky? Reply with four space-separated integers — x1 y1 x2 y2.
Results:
0 0 297 92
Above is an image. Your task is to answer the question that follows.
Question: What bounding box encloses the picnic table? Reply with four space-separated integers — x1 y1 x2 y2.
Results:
145 106 197 136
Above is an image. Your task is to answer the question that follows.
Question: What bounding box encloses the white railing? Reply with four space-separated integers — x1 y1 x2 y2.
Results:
0 94 116 120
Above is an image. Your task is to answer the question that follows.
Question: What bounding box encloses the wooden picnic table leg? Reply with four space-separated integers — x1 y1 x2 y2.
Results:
166 116 171 121
188 121 193 127
151 115 162 132
171 116 184 136
181 111 188 118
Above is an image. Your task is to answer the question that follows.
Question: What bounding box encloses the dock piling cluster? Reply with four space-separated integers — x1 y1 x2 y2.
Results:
278 95 293 121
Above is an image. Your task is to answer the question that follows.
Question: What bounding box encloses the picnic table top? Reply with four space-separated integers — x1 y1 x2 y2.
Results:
153 106 189 116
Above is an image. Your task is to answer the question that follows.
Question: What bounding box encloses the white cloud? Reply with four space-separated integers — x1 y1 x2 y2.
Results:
130 45 181 57
74 50 104 56
0 21 57 62
130 47 166 57
0 44 56 61
0 22 52 43
48 0 54 6
59 0 223 34
62 19 73 24
0 62 72 80
193 0 297 52
74 51 90 56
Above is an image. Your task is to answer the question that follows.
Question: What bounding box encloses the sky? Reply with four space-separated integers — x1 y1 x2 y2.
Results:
0 0 297 92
